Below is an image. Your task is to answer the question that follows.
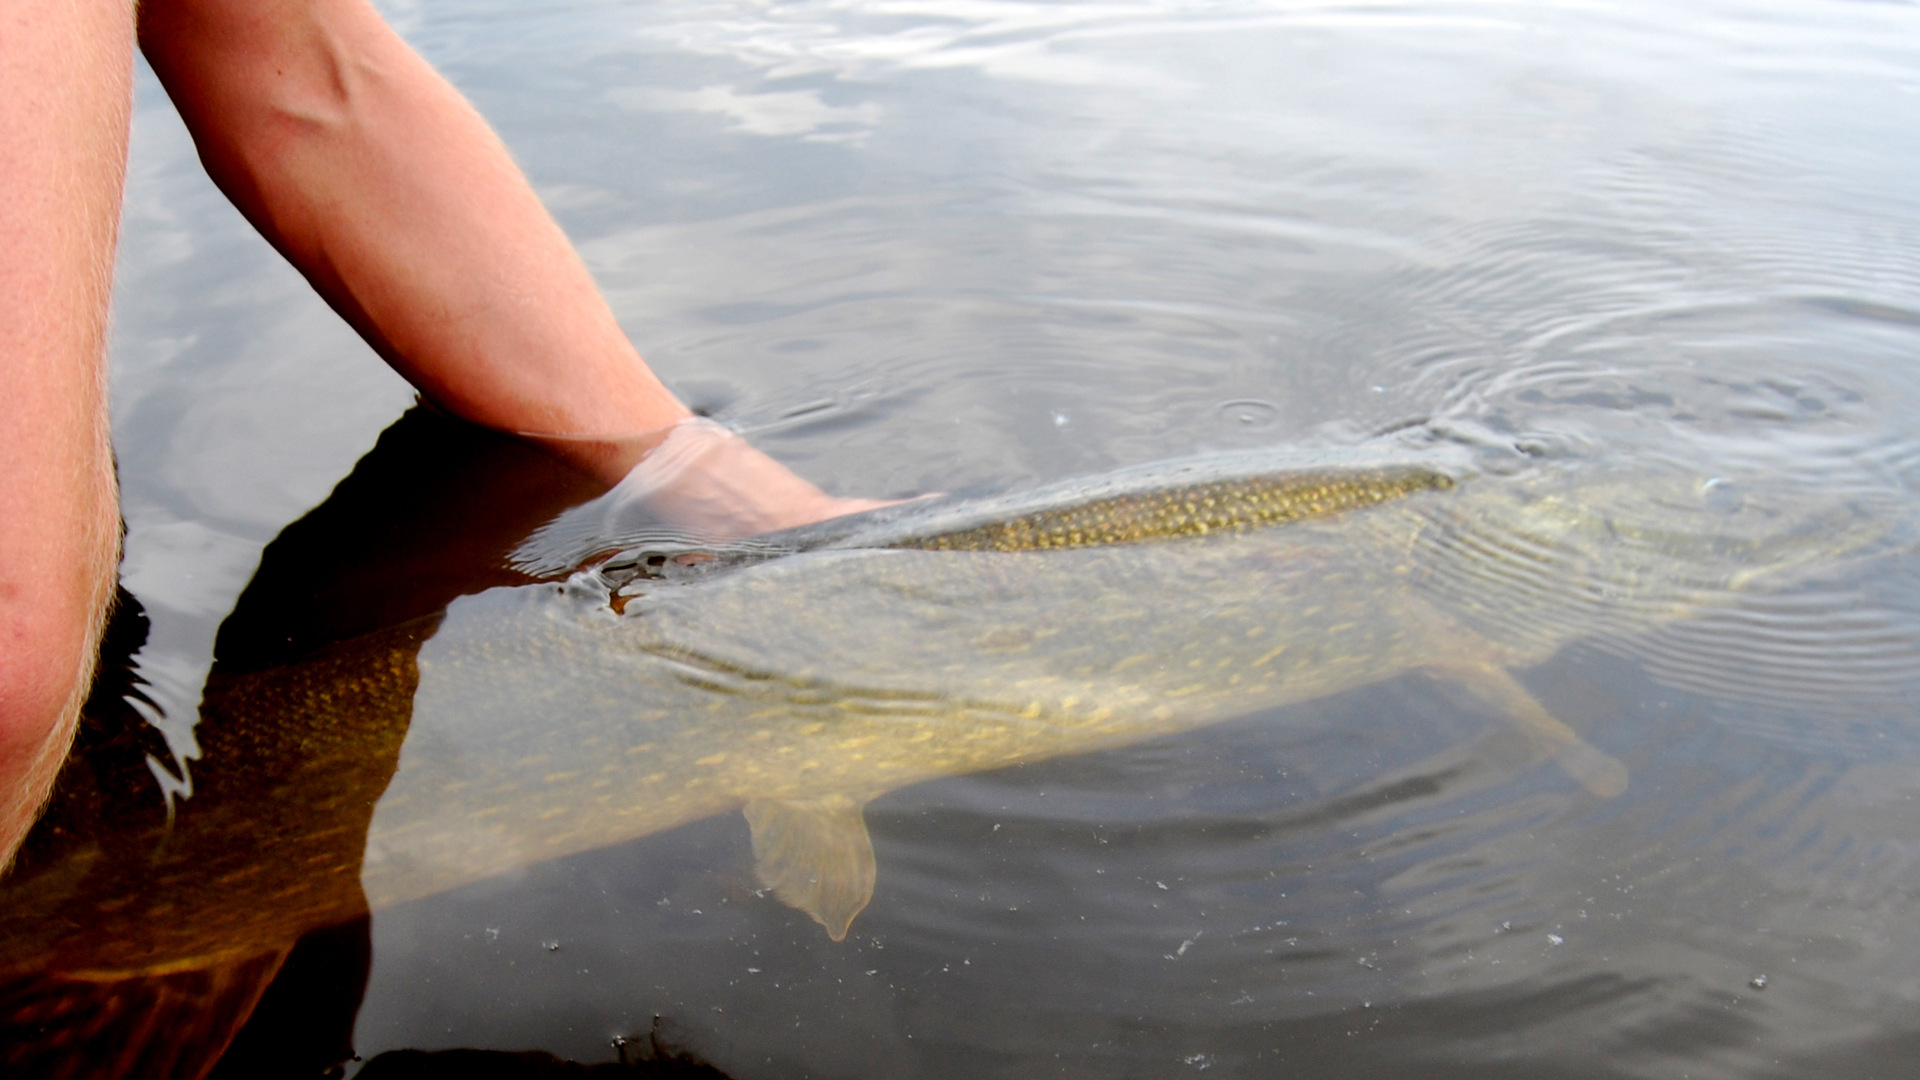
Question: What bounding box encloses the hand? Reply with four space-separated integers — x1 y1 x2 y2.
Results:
533 418 896 545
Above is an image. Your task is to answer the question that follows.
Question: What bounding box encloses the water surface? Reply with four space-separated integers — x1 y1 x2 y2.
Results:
50 0 1920 1075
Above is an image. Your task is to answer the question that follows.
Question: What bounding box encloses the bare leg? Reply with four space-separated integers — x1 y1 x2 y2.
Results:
0 0 132 865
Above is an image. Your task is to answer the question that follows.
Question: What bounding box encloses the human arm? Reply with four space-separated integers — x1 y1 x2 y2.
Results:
136 0 881 534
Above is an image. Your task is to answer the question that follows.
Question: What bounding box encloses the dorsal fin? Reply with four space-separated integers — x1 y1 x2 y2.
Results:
743 796 876 941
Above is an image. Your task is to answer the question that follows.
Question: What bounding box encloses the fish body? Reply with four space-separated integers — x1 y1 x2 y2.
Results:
364 432 1899 938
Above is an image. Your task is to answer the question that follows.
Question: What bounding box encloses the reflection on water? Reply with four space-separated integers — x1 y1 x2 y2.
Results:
7 0 1920 1075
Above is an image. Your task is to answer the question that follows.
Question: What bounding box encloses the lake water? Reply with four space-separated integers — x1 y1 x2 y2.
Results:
11 0 1920 1076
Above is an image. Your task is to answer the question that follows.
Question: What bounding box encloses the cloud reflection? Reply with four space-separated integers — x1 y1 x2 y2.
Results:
610 84 883 141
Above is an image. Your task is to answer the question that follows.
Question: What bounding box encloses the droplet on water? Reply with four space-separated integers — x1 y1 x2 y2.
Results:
1214 399 1279 428
1700 476 1744 513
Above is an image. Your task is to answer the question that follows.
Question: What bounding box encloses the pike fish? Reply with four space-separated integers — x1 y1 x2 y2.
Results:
362 425 1902 941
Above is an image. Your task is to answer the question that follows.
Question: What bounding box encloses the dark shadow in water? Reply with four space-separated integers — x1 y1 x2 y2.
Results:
204 917 372 1080
0 407 623 1079
357 1017 735 1079
357 1050 714 1079
212 404 608 674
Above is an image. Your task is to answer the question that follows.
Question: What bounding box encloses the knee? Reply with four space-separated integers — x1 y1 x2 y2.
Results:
0 539 118 868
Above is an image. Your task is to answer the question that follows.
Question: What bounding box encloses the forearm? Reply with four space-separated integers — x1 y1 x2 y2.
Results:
136 0 692 441
0 0 130 865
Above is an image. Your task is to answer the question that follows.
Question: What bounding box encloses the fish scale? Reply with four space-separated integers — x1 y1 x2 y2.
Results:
891 469 1455 552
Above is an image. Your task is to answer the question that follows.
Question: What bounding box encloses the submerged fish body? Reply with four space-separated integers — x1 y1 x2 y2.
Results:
363 432 1900 939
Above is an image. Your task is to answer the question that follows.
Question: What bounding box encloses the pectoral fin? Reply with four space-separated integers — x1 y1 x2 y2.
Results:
1433 663 1629 798
743 795 876 941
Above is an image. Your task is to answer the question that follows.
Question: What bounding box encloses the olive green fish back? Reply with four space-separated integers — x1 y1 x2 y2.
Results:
890 467 1455 552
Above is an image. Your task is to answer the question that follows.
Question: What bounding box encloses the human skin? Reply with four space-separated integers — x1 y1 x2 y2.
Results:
135 0 885 525
0 0 884 866
0 0 130 873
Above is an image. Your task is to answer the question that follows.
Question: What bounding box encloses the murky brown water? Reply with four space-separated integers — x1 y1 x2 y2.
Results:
7 0 1920 1076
